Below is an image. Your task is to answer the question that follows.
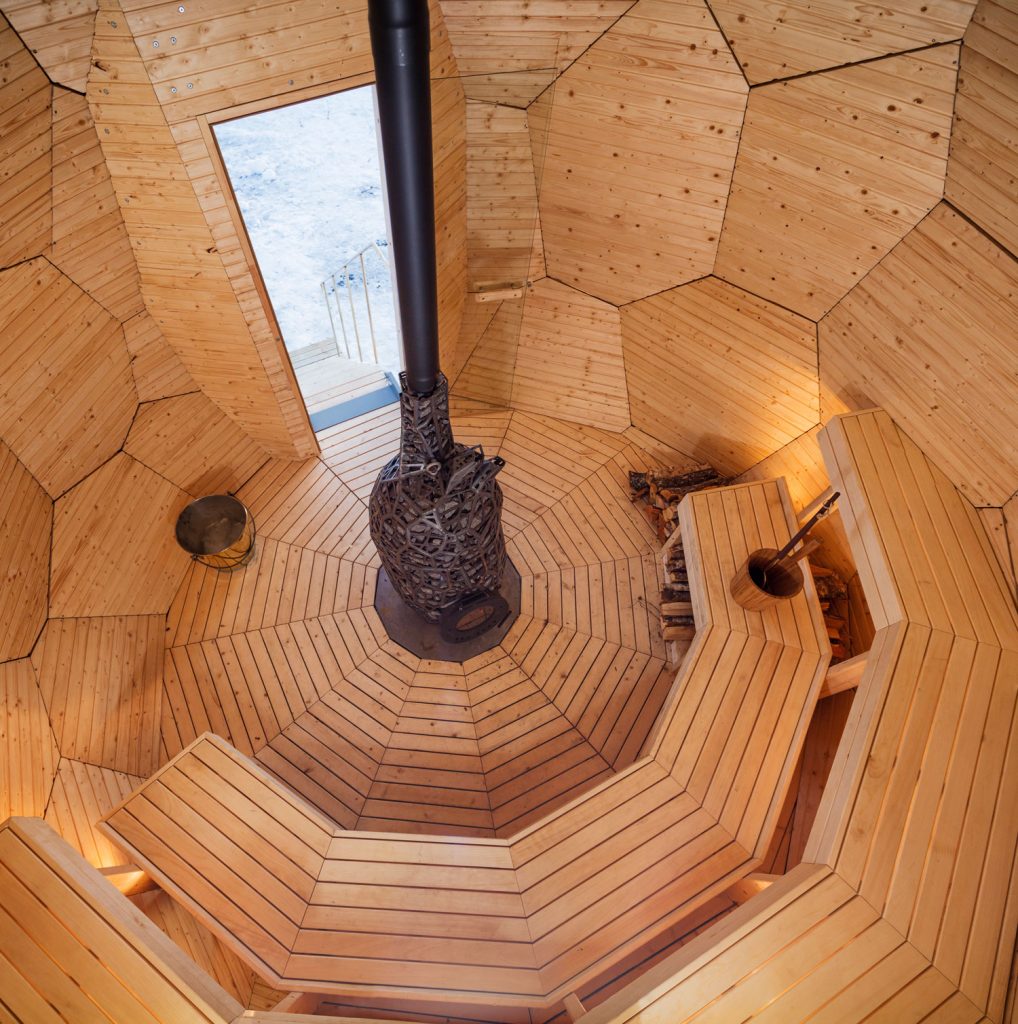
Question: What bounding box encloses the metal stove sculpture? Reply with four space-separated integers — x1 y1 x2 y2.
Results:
366 0 508 635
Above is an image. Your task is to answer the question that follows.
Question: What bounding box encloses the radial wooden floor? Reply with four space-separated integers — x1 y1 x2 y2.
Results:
162 402 683 838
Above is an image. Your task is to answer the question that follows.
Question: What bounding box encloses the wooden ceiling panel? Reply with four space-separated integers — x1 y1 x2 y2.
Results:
439 1 633 106
0 259 137 497
125 391 269 498
715 46 959 320
51 88 144 322
44 758 145 869
711 0 976 84
946 0 1018 257
123 309 197 401
89 7 303 457
509 279 630 431
466 101 543 292
32 615 164 776
0 14 51 268
820 203 1018 508
622 276 819 476
116 0 373 124
0 658 58 819
0 442 50 663
50 452 191 617
1 1 99 92
537 0 747 305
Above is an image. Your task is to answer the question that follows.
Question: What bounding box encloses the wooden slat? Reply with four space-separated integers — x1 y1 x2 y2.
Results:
45 758 145 869
0 439 50 661
710 0 975 84
820 202 1018 507
50 452 192 616
621 277 819 476
0 13 51 266
0 258 137 497
0 658 59 819
440 1 633 107
125 390 269 497
33 615 164 775
716 46 959 319
123 308 198 401
51 88 144 322
509 279 630 432
465 100 543 290
88 2 303 458
2 1 100 92
946 0 1018 257
133 889 256 1007
0 816 244 1024
537 0 747 305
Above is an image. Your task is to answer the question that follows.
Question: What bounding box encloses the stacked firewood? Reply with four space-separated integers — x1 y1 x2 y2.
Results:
628 465 727 544
809 563 850 661
630 465 728 645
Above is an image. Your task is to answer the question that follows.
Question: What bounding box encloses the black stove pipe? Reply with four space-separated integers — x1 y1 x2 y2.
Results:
368 0 439 396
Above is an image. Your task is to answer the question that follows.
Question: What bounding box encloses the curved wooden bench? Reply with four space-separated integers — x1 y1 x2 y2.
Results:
575 409 1018 1023
100 477 830 1007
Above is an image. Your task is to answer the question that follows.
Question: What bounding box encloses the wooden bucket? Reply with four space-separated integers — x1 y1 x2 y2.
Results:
730 547 804 611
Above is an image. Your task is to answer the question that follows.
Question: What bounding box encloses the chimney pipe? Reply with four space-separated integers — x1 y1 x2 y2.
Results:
368 0 439 396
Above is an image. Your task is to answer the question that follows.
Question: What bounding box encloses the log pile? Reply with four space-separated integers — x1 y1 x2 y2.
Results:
809 563 850 661
629 466 727 544
630 465 728 646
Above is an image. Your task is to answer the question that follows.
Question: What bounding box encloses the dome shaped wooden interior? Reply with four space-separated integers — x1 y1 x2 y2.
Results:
1 2 1017 1023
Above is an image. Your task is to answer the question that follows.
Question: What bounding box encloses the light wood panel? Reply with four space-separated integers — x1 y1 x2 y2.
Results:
814 411 1018 1016
622 276 819 476
1 1 99 91
33 615 164 776
256 647 409 830
50 452 192 617
165 113 317 460
238 458 373 564
519 555 665 658
51 88 144 322
0 13 51 268
431 11 469 377
577 866 979 1024
125 391 270 498
116 0 373 125
466 101 543 291
710 0 976 84
45 757 145 868
715 46 959 319
538 0 747 305
453 295 524 409
0 258 137 497
469 649 612 837
497 410 630 536
0 658 58 819
166 541 375 647
134 889 257 1007
319 403 401 501
439 1 634 107
0 816 245 1024
0 440 50 662
947 0 1018 256
163 616 390 761
124 307 198 401
88 5 301 457
820 202 1018 507
509 279 630 432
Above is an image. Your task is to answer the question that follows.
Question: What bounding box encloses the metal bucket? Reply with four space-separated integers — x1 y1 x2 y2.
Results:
175 494 256 571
